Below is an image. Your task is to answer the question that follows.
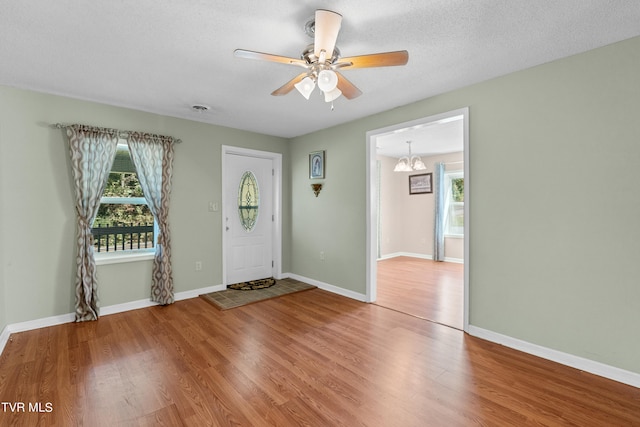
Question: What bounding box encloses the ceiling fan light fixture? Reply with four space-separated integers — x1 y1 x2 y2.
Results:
295 76 316 99
317 69 338 92
324 87 342 102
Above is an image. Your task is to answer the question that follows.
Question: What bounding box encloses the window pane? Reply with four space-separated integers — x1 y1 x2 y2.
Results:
445 175 464 236
447 203 464 235
451 178 464 202
92 204 154 252
103 172 144 197
237 171 260 232
103 147 143 197
94 203 154 227
92 145 155 253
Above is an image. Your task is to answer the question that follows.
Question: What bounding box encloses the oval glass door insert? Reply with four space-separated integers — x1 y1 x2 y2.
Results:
237 170 260 231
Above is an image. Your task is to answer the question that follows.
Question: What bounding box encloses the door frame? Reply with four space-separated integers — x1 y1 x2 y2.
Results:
365 107 470 331
221 145 283 285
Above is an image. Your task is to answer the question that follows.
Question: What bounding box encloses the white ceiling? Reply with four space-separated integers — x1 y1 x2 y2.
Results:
2 1 639 141
376 115 464 158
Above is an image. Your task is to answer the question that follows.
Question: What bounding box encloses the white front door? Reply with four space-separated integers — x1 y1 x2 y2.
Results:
224 153 274 284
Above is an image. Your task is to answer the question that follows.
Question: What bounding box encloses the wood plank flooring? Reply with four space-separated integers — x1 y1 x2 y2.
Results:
1 289 639 426
376 257 464 329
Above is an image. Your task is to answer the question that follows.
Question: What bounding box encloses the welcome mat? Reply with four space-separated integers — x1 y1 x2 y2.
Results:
200 278 316 310
227 277 276 290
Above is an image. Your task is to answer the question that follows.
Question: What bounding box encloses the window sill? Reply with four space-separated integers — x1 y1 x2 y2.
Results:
445 234 464 239
95 250 155 266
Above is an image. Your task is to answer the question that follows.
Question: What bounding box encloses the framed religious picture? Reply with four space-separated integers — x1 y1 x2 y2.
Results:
309 150 325 179
409 173 433 194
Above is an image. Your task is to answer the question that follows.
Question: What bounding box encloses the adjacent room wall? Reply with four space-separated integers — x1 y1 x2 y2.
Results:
290 36 640 374
0 86 290 324
378 152 464 260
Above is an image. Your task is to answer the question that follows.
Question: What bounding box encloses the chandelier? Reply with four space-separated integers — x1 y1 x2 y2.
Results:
393 141 426 172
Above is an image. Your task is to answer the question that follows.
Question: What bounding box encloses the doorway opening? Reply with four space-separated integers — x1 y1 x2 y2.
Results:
365 108 469 331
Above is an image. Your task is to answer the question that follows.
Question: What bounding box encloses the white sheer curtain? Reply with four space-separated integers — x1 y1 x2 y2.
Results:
127 133 175 305
67 125 119 321
433 162 445 262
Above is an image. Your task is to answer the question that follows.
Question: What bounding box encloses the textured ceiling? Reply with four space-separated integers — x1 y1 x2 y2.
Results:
1 1 640 142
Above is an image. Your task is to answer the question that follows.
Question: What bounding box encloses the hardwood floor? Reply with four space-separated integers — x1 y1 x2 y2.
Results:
376 257 464 329
1 289 638 426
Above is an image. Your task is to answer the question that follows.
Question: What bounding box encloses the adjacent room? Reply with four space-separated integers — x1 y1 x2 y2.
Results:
374 115 465 329
1 1 639 425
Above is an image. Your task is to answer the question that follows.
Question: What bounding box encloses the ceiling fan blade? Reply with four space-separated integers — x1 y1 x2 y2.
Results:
337 50 409 69
336 72 362 99
234 49 307 68
271 73 308 96
314 10 342 59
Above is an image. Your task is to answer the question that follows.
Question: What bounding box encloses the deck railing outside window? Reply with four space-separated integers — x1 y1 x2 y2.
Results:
91 223 154 252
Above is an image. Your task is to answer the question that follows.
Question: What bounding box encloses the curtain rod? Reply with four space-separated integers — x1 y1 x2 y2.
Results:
53 123 182 144
444 160 463 165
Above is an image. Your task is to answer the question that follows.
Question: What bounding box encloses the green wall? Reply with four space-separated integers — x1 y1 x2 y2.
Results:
0 86 290 324
290 36 640 374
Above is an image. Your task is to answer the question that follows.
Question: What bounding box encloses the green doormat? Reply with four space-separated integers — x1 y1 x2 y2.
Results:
200 278 316 310
227 277 276 290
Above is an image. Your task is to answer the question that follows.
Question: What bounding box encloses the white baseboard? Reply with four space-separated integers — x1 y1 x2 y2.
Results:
379 251 433 260
100 298 159 316
176 284 225 300
7 312 76 334
467 325 640 389
99 284 226 316
286 273 367 302
0 283 226 355
378 252 464 264
0 325 10 356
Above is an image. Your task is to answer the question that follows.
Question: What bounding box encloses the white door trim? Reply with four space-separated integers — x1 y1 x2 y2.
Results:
365 107 470 332
222 145 283 285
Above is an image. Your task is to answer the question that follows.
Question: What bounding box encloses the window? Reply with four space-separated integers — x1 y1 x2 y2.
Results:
444 172 464 237
92 143 156 255
237 170 260 232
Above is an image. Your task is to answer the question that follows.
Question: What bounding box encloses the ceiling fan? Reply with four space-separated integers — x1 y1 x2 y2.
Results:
234 9 409 104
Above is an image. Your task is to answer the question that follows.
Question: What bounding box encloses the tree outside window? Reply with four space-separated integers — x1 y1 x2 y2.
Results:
445 172 464 237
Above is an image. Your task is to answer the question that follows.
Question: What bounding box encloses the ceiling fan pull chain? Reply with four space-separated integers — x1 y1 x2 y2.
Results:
331 101 334 111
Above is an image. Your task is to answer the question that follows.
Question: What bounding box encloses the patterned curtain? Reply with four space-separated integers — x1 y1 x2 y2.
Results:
127 133 175 305
67 125 119 321
433 162 446 262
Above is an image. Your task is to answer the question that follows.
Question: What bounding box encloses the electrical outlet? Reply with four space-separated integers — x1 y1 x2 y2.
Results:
195 261 202 271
